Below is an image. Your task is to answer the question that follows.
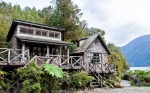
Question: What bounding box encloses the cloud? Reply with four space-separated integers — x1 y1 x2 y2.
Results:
3 0 150 46
73 0 150 46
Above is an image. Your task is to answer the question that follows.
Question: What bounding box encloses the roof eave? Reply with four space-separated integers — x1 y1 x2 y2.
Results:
19 39 73 46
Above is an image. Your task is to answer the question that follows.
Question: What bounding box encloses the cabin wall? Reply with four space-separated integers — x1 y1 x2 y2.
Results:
10 26 18 49
83 38 108 70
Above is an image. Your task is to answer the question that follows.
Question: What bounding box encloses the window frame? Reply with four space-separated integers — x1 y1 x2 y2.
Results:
90 53 102 63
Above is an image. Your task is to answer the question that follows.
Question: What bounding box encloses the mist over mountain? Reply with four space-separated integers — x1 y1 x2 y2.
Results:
121 34 150 67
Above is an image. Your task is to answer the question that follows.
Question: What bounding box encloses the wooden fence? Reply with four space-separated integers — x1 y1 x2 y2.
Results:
0 48 30 65
89 62 116 73
23 55 85 70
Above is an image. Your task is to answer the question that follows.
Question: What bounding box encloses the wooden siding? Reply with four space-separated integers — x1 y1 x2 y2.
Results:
10 26 18 49
84 38 109 71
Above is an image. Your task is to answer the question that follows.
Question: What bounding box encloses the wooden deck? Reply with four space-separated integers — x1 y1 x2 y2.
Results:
0 48 116 72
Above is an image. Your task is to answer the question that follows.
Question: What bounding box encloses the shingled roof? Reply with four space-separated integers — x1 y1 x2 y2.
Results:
72 34 110 55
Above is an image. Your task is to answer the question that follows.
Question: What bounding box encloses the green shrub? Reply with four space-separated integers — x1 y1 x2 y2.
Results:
71 71 94 88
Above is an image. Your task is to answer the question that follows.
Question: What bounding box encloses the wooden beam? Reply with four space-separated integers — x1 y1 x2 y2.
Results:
46 45 49 57
22 42 25 63
59 46 62 65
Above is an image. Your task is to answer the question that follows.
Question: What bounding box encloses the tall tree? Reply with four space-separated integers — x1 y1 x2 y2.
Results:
107 43 129 78
46 0 83 40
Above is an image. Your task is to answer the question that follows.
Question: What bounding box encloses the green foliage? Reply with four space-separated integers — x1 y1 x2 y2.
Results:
43 63 63 78
124 70 150 86
46 0 83 40
71 71 94 88
83 27 105 38
17 61 42 79
17 61 42 93
107 43 129 78
0 80 6 89
21 80 41 93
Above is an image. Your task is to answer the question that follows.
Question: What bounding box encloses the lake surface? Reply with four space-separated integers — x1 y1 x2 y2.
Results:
130 67 150 71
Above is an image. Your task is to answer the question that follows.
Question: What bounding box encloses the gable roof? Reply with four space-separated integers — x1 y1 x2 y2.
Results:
6 19 65 42
72 34 110 55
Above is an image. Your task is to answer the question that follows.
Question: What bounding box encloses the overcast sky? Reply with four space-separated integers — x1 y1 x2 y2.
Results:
2 0 150 46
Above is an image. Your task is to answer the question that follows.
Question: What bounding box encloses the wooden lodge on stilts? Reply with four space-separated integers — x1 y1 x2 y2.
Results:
0 19 116 91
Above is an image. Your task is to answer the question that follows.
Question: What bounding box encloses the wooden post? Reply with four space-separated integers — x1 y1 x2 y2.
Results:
67 46 69 65
22 42 25 62
8 49 10 64
27 49 30 62
47 45 49 57
59 46 62 66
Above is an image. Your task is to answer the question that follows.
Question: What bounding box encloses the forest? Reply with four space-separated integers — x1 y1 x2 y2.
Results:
0 0 129 92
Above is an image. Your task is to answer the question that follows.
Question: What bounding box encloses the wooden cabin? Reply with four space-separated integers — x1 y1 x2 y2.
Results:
71 34 115 73
0 19 115 88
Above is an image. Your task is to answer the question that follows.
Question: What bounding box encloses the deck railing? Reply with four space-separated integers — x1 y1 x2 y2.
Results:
89 62 116 73
23 55 85 70
0 48 30 65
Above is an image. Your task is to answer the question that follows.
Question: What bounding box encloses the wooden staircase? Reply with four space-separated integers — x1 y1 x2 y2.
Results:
89 71 103 88
7 79 23 93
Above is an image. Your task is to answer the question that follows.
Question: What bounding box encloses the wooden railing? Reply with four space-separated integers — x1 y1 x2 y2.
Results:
23 55 85 70
48 55 84 69
0 48 30 65
89 62 116 73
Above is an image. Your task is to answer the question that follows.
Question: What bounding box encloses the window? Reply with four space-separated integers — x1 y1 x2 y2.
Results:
49 31 60 39
19 26 61 39
49 31 55 37
33 47 41 56
55 32 60 38
41 31 47 37
91 53 102 62
28 28 34 34
36 30 41 36
20 27 27 33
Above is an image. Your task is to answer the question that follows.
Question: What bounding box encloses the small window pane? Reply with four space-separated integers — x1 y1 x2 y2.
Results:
28 28 34 34
42 31 47 36
55 33 60 38
91 53 100 62
20 27 27 33
36 30 41 35
49 32 54 37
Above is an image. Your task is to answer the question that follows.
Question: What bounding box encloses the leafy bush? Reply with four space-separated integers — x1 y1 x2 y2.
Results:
43 63 63 78
71 71 94 88
17 61 42 93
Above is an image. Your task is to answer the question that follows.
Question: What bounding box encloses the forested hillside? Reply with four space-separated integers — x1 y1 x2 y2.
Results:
0 0 128 76
121 34 150 67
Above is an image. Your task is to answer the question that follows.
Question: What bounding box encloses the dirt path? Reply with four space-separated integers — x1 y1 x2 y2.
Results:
120 80 131 87
87 87 150 93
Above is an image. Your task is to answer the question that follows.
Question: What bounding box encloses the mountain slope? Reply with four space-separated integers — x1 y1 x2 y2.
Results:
121 34 150 67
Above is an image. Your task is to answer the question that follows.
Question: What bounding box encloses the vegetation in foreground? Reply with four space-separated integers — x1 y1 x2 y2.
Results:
0 61 94 92
122 69 150 87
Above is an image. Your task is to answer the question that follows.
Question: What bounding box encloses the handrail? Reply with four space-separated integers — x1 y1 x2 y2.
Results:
89 62 115 73
0 48 30 64
23 55 83 69
89 63 103 87
23 55 37 68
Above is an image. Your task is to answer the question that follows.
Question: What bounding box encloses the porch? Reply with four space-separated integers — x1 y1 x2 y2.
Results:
0 48 115 73
0 48 84 70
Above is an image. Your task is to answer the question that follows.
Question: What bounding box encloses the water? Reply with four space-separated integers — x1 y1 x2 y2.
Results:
130 67 150 71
